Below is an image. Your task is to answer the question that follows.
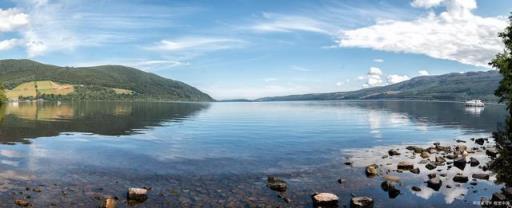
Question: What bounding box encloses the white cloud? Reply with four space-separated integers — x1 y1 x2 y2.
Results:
373 58 384 63
418 70 430 76
149 37 244 52
290 65 312 72
337 0 507 67
366 67 384 87
0 39 20 51
0 8 29 32
387 74 410 84
264 78 278 82
250 13 336 34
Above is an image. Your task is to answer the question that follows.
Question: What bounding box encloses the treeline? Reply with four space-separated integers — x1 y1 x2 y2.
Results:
0 83 6 103
0 59 213 102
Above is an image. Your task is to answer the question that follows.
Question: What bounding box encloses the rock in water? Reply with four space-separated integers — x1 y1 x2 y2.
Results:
453 174 469 183
420 151 430 159
397 161 414 170
427 178 442 191
388 149 400 156
410 168 420 174
411 186 421 192
453 157 466 170
469 157 480 167
406 146 424 153
383 175 400 183
15 200 30 207
486 149 498 157
435 156 446 164
475 138 485 145
102 196 118 208
366 164 378 177
428 173 437 179
425 162 437 170
472 173 490 180
267 176 287 192
381 181 400 199
127 187 149 203
312 193 339 207
351 196 374 208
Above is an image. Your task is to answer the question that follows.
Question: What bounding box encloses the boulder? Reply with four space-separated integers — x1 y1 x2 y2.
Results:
388 149 401 156
397 161 414 170
312 193 339 207
366 164 378 177
426 162 437 170
102 196 118 208
381 181 400 198
472 173 490 180
15 200 30 207
486 149 498 157
469 157 480 167
453 157 466 170
410 168 420 174
435 156 446 164
446 154 456 160
420 151 430 159
455 144 467 152
406 146 424 153
427 178 442 191
351 196 374 208
127 187 149 203
453 174 469 183
428 173 437 179
267 176 287 192
475 138 485 145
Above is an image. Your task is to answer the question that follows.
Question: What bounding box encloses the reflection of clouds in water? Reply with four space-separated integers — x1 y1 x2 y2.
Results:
412 185 434 199
415 121 429 132
1 159 19 167
368 110 382 138
0 149 22 158
465 107 484 116
444 186 467 204
389 113 410 126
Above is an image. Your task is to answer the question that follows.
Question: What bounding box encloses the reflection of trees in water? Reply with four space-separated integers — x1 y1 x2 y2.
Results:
0 102 210 143
490 117 512 187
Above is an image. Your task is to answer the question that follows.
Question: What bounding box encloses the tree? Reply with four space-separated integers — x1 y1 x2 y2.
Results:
491 14 512 114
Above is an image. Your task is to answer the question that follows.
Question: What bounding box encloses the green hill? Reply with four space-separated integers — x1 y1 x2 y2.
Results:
0 59 213 102
257 71 502 102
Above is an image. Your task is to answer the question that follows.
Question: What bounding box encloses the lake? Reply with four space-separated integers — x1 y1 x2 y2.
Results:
0 100 507 207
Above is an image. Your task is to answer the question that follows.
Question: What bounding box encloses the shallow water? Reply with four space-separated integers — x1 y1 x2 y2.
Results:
0 100 506 207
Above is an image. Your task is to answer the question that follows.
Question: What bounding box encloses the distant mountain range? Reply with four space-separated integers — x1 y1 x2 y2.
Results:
0 59 213 102
257 71 502 102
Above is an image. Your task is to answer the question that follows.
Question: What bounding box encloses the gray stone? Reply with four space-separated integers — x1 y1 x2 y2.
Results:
425 162 437 170
453 157 466 170
411 186 421 192
312 193 339 207
397 161 414 170
267 176 287 192
351 196 374 208
453 174 469 183
127 187 149 203
388 149 401 156
427 178 442 191
469 157 480 167
366 164 378 177
472 173 490 180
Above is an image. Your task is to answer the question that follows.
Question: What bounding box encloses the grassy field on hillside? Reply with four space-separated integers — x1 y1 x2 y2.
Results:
5 81 74 100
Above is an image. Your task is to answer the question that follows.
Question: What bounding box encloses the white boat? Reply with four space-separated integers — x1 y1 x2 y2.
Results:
465 99 485 107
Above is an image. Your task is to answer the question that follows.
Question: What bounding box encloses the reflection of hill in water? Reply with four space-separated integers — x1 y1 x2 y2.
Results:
0 102 210 143
344 101 507 132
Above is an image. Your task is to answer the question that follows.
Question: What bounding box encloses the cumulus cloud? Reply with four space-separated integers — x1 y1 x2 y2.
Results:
338 0 507 67
0 39 21 51
387 74 410 84
0 8 29 32
365 67 384 87
418 70 430 76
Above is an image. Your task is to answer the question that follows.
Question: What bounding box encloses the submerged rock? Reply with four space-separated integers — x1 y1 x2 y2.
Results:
366 164 378 177
127 187 149 203
411 186 421 192
397 161 414 170
312 192 339 207
383 175 400 183
427 178 442 191
472 173 490 180
351 196 374 208
267 176 287 192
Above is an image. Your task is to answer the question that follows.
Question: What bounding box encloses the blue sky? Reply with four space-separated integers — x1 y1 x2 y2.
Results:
0 0 510 99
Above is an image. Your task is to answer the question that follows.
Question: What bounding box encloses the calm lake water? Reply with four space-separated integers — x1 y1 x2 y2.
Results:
0 101 507 207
